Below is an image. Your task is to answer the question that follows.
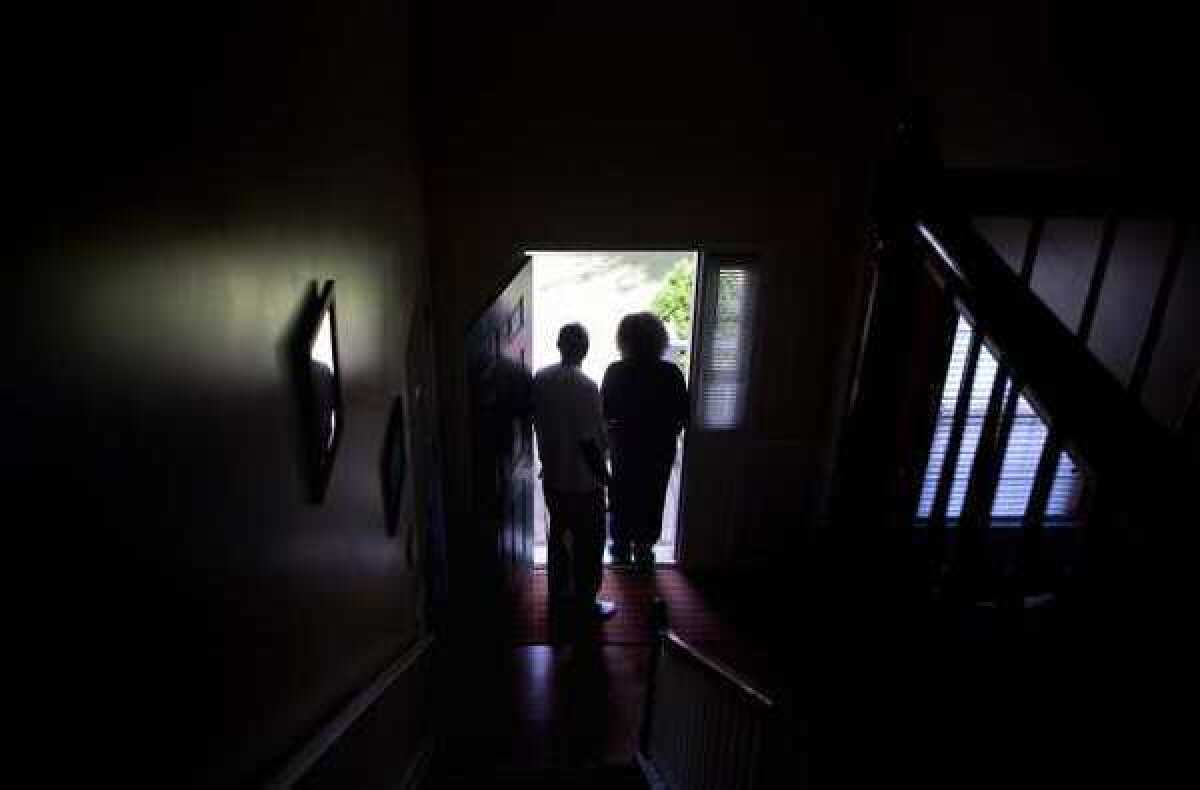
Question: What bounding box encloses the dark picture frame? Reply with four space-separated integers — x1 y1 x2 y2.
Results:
302 280 344 503
381 395 408 537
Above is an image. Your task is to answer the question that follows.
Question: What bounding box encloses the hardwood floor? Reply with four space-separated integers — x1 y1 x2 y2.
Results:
429 568 783 786
429 642 650 785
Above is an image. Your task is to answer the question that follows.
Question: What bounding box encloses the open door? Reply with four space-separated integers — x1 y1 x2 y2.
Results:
677 254 761 569
466 256 535 595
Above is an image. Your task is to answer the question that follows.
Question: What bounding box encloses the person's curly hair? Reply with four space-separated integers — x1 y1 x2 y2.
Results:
616 312 669 361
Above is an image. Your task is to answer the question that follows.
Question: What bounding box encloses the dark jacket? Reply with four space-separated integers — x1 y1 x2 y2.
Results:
601 359 688 461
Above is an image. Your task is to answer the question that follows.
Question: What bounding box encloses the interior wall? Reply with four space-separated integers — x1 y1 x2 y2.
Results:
12 1 432 785
422 1 893 574
900 1 1198 174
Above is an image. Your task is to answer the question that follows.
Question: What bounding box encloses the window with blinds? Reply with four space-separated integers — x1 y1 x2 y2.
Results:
916 315 1086 525
697 262 757 429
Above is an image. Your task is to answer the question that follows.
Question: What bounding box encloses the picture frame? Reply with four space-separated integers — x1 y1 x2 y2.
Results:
303 280 344 503
381 394 408 536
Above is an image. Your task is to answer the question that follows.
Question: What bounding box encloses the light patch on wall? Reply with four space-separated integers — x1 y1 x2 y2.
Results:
56 228 388 388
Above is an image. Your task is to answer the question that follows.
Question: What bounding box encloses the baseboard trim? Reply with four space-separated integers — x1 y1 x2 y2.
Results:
266 634 436 788
396 737 435 790
636 751 669 790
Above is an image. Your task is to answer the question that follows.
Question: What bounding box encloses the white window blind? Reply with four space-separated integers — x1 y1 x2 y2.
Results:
697 262 757 429
917 316 1086 525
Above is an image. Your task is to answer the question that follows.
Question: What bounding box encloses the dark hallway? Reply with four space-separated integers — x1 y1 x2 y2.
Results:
9 1 1197 787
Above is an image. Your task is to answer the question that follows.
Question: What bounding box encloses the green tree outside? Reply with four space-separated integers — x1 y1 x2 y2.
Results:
651 258 696 377
652 259 695 341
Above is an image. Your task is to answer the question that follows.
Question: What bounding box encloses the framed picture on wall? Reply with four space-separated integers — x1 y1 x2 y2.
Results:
303 280 344 503
381 394 408 537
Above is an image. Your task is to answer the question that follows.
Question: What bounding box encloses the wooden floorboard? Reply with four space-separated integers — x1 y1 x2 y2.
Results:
434 568 784 782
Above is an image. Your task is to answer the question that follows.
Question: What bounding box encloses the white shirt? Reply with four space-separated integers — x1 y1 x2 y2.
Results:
532 362 608 493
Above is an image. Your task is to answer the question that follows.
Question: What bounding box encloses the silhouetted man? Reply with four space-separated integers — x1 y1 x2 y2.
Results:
532 323 617 621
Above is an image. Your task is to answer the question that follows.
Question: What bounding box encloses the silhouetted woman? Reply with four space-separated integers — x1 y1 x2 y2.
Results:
601 312 689 570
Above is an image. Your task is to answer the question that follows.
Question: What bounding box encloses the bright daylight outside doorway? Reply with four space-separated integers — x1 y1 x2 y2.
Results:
529 250 699 566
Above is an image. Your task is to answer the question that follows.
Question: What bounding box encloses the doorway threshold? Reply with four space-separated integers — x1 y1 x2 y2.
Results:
533 544 677 568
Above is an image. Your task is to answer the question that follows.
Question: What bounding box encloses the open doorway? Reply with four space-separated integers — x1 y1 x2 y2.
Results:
528 250 700 566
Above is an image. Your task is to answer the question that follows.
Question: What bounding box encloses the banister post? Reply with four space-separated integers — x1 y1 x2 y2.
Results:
829 101 957 591
639 597 670 755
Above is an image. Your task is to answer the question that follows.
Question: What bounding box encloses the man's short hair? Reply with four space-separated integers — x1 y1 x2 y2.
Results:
557 323 589 363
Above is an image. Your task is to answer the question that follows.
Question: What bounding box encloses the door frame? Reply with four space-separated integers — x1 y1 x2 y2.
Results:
514 241 756 565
